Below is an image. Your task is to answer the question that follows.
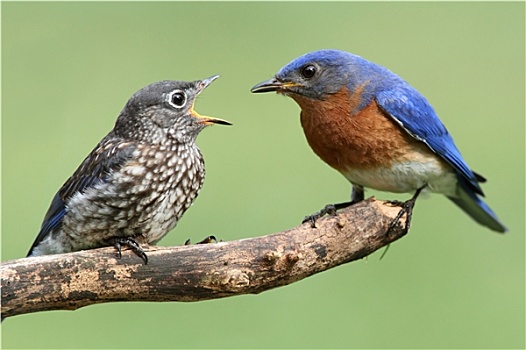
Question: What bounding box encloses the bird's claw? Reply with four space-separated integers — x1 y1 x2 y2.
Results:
112 237 148 265
197 235 218 244
386 199 416 234
386 186 426 234
185 235 219 245
302 204 338 228
386 199 404 207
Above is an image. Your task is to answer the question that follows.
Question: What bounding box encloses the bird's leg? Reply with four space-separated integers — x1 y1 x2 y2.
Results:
112 237 148 265
351 185 365 203
302 185 364 228
387 185 427 233
184 235 218 245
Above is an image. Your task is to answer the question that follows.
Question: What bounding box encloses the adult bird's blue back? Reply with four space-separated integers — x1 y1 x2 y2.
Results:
251 49 506 233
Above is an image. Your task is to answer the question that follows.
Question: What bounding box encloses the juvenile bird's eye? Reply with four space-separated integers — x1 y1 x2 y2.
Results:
300 65 317 79
168 90 187 108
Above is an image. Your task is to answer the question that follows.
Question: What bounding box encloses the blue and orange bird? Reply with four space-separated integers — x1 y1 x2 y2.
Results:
251 49 506 233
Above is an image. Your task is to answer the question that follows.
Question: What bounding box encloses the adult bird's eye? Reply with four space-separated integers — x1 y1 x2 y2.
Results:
300 65 317 79
168 90 187 108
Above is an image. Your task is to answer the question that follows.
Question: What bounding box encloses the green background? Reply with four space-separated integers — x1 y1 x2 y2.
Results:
2 2 524 349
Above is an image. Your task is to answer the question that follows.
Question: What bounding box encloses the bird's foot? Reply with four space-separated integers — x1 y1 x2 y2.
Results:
386 199 416 234
386 186 426 234
112 237 148 265
302 204 338 228
302 201 355 228
184 235 219 245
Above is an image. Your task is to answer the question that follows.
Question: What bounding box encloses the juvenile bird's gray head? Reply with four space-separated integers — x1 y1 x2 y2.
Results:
114 76 231 143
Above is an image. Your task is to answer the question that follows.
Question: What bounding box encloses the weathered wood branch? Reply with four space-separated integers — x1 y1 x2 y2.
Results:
1 198 409 319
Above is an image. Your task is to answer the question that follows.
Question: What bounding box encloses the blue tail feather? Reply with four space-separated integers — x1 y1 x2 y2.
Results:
448 177 507 233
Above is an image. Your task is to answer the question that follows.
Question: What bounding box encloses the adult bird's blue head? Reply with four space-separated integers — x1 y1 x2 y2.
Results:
251 50 393 110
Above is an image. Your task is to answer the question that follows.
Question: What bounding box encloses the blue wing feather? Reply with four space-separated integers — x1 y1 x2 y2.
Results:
376 87 483 196
375 87 508 232
27 138 136 256
37 193 66 236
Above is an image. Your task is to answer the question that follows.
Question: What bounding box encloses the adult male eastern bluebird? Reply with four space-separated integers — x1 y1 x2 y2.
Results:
27 76 231 264
251 49 507 233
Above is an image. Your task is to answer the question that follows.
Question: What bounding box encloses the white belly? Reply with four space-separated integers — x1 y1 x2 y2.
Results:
341 160 458 196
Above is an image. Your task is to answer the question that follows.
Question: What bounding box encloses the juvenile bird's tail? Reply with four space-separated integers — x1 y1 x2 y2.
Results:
448 178 507 233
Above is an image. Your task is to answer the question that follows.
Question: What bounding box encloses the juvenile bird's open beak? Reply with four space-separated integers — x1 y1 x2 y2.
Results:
199 117 232 126
196 75 221 94
250 78 300 93
192 75 232 126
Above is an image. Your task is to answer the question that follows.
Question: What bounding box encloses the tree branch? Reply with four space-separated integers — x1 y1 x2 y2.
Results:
1 198 409 319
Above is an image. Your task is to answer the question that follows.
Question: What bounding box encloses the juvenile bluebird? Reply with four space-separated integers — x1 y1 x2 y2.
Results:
27 76 231 263
251 49 506 233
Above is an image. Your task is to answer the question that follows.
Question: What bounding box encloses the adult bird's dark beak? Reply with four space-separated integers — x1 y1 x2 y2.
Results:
250 78 286 93
251 78 301 94
251 78 282 93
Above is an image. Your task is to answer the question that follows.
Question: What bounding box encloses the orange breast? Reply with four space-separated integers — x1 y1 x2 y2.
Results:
292 86 434 173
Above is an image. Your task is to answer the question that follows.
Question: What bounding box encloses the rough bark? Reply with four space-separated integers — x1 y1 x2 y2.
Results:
1 198 409 319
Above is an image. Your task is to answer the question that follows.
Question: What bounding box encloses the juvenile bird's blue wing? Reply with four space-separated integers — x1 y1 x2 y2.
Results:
376 87 483 196
27 138 136 256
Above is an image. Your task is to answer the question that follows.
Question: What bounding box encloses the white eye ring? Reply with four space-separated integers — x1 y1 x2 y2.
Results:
167 89 187 108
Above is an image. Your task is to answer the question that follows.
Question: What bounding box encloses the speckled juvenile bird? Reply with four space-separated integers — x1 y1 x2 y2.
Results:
27 76 231 264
